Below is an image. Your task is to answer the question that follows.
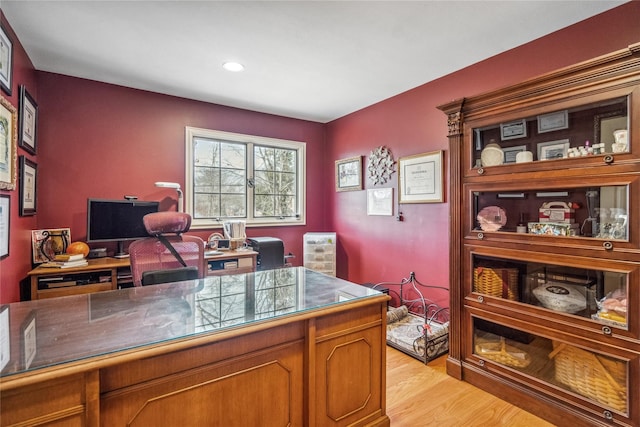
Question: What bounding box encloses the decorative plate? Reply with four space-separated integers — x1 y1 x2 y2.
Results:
477 206 507 232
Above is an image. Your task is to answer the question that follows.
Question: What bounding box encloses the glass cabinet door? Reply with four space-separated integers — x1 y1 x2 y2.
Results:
467 96 630 171
467 252 633 332
471 317 632 417
468 183 631 239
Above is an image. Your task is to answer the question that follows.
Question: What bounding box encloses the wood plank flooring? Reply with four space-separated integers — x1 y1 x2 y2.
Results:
386 347 555 426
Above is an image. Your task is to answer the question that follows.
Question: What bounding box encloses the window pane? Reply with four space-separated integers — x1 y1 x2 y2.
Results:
194 166 220 193
255 194 275 217
221 194 246 217
254 146 275 171
220 169 246 193
194 193 220 218
277 172 296 195
193 138 219 167
221 142 246 169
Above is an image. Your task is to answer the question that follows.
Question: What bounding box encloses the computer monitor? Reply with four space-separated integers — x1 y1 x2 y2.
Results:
87 198 159 257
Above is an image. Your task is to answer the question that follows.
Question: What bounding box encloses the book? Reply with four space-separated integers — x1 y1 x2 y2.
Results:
40 260 89 269
54 253 86 262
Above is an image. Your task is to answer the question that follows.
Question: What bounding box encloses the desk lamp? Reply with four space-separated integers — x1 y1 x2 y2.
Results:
155 181 183 212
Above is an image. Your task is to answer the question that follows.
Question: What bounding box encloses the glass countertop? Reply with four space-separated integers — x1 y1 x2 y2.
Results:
0 267 384 378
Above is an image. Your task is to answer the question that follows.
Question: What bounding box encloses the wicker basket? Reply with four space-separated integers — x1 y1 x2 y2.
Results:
549 342 627 412
473 267 519 300
475 336 531 368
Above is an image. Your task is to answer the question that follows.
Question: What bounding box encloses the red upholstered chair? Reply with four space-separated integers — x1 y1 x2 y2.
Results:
128 212 206 286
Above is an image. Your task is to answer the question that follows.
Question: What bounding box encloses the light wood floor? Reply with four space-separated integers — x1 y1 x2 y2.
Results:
386 347 555 426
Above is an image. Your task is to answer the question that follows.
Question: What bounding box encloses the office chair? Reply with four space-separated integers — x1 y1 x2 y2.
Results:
129 212 206 286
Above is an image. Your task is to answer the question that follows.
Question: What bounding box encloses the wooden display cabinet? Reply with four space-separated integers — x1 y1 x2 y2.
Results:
439 43 640 426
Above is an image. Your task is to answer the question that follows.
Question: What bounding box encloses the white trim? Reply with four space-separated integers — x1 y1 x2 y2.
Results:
185 127 306 229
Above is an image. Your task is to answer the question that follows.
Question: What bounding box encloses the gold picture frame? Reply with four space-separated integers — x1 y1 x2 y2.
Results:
398 150 444 204
0 96 17 190
335 156 362 192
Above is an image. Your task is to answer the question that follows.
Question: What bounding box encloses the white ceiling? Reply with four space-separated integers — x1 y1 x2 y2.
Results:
2 1 628 123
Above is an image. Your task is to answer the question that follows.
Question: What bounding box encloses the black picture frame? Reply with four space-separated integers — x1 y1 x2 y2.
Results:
0 194 8 258
19 156 37 216
18 85 37 154
0 24 13 96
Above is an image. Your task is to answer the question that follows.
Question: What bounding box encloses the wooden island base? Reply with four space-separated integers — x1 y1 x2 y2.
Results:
1 269 390 427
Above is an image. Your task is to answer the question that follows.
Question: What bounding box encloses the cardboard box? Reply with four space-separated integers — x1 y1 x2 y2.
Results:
538 202 575 223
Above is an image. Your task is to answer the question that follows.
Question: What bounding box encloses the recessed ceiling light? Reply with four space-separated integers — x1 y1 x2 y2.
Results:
223 62 244 72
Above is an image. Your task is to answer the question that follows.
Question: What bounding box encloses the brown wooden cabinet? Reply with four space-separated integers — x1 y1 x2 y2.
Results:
439 43 640 427
27 251 259 300
1 268 390 426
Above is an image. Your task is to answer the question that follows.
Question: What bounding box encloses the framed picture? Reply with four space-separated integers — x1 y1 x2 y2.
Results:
537 110 568 133
0 305 9 372
0 194 8 258
502 145 527 164
0 96 17 190
538 139 570 160
398 150 443 204
335 156 362 192
31 228 71 263
0 25 13 95
367 188 393 216
500 119 527 140
19 86 38 154
19 156 37 216
20 311 36 370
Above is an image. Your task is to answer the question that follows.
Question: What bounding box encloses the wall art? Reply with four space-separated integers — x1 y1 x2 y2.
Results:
335 156 362 192
19 156 37 216
367 146 395 185
367 188 393 216
19 85 37 154
0 96 17 190
0 25 12 95
398 150 443 203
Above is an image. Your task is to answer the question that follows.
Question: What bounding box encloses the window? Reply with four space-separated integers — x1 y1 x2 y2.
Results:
186 127 306 228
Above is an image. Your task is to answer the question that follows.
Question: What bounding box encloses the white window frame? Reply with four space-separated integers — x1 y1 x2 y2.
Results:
185 127 306 229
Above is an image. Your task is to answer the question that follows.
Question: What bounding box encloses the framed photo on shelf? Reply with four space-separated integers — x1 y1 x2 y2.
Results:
0 96 17 190
0 194 9 258
500 119 527 140
398 150 443 204
20 311 36 370
19 85 37 154
537 110 568 133
335 156 362 192
537 139 570 160
367 188 393 216
0 25 13 95
31 228 71 263
502 145 527 164
19 156 37 216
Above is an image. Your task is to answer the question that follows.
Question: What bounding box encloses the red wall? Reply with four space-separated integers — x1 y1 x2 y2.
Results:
33 73 326 261
0 13 38 303
1 3 639 304
325 2 640 292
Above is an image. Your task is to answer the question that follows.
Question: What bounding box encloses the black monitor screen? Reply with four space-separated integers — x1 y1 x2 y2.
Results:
87 199 159 243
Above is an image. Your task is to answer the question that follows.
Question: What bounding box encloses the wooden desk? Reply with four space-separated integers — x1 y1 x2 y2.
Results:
27 251 259 300
1 268 390 426
27 257 131 300
205 249 258 276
